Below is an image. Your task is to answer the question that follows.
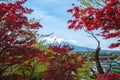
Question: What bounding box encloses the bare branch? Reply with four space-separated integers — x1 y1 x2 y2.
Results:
94 0 104 6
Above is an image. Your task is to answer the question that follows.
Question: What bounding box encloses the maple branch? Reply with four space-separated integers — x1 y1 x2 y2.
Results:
83 28 100 48
91 32 100 48
90 68 97 78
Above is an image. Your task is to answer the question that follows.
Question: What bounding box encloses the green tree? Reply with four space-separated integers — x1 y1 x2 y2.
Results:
77 0 105 8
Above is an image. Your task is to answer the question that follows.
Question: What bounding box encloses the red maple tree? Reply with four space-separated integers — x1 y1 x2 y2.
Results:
68 0 120 79
43 45 86 80
96 72 120 80
0 0 42 78
67 0 120 48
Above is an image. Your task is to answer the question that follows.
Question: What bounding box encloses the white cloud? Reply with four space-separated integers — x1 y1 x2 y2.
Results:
44 36 77 44
44 36 64 43
67 40 77 43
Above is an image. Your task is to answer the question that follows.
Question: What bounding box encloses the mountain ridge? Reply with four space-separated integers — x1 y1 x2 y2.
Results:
52 41 120 53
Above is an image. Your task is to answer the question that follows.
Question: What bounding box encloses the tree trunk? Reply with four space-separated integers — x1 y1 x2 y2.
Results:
95 46 104 74
83 31 104 74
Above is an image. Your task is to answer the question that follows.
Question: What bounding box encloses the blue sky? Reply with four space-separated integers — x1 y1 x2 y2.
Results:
24 0 119 50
